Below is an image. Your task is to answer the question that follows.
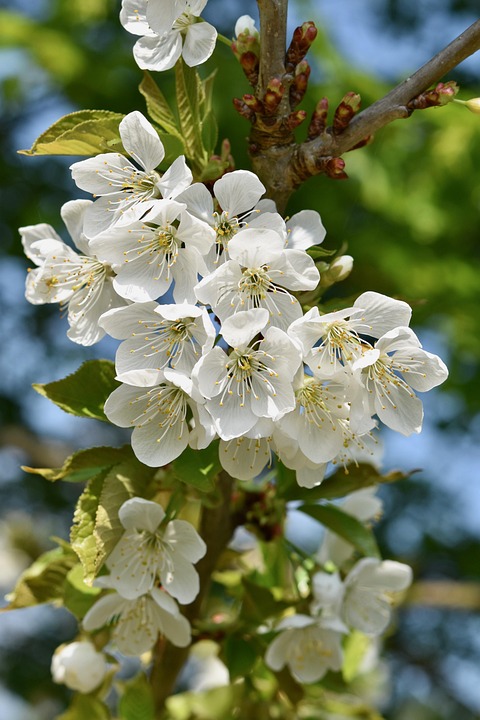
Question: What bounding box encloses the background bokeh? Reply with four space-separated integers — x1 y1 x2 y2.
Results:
0 1 479 718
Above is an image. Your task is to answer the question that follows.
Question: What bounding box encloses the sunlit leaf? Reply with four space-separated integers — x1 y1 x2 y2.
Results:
4 545 77 610
19 110 124 156
56 694 111 720
118 674 155 720
22 445 136 483
139 71 183 141
33 359 118 421
63 564 102 619
172 443 220 492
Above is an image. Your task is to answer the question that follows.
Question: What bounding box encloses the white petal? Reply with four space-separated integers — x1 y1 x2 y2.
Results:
175 182 214 224
82 592 128 632
221 308 269 348
120 0 153 36
146 0 183 35
160 553 200 604
120 111 165 171
119 497 165 531
132 415 190 466
286 210 326 250
158 156 193 199
182 22 217 67
151 602 192 647
353 291 412 338
214 170 265 217
60 199 92 254
164 519 206 562
133 32 183 73
19 224 62 264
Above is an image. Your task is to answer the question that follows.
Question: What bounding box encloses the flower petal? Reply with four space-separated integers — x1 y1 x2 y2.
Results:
119 111 165 171
182 21 217 67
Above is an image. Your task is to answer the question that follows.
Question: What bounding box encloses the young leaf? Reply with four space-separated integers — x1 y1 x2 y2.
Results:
56 695 111 720
172 443 221 492
22 445 136 483
175 59 206 170
63 564 102 620
118 674 155 720
71 470 108 584
298 503 380 558
33 359 118 421
139 71 183 142
19 110 124 156
4 545 77 610
201 110 218 156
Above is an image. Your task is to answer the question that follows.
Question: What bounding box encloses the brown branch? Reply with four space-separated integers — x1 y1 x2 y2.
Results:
256 0 288 96
150 473 235 717
249 16 480 212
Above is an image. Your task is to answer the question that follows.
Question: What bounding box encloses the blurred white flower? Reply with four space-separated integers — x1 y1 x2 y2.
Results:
51 641 107 693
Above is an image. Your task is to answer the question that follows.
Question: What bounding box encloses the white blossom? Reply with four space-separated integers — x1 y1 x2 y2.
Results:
234 15 259 39
51 641 108 693
342 558 413 635
106 497 206 603
289 291 413 377
121 0 217 72
351 326 449 435
193 309 302 440
265 614 344 683
176 169 273 270
20 200 126 345
71 111 192 237
90 199 214 304
195 228 319 331
104 367 214 466
100 301 216 375
83 579 191 655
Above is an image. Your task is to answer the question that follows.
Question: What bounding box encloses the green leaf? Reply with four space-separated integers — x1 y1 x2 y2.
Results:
118 674 155 720
298 503 380 558
19 110 124 156
56 695 111 720
175 59 207 172
172 443 220 492
70 456 156 584
4 546 77 610
63 564 102 619
201 110 218 156
33 359 118 421
342 630 371 683
139 71 183 141
281 463 408 502
22 444 136 483
71 470 108 584
224 635 257 680
199 158 229 182
307 245 337 259
241 578 291 624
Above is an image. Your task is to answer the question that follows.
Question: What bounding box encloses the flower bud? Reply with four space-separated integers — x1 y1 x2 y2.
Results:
286 21 318 70
319 255 354 288
333 92 362 133
51 641 108 693
308 97 329 139
455 97 480 115
232 15 260 60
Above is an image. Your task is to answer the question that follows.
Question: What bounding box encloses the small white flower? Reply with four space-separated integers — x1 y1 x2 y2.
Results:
342 558 413 635
279 374 354 465
289 291 413 377
104 367 214 467
83 579 191 655
193 309 302 440
20 200 126 345
106 497 206 604
234 15 259 39
121 0 217 73
51 641 108 693
91 200 214 304
195 228 319 331
265 614 344 683
176 169 271 269
100 301 216 375
351 326 449 435
71 111 192 237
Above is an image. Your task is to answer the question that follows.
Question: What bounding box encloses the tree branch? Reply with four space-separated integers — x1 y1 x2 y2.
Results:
256 0 288 96
248 16 480 212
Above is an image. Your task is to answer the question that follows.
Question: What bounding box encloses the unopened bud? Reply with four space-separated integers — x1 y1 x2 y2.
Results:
408 80 459 110
333 92 362 133
283 109 307 131
319 255 354 288
243 94 264 113
232 15 260 60
454 97 480 115
232 97 256 121
308 97 329 139
290 60 311 108
325 157 348 180
263 78 285 114
51 641 108 694
239 51 260 87
286 21 318 70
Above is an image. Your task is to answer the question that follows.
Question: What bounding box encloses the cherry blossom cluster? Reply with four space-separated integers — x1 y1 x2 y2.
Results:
21 109 448 490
